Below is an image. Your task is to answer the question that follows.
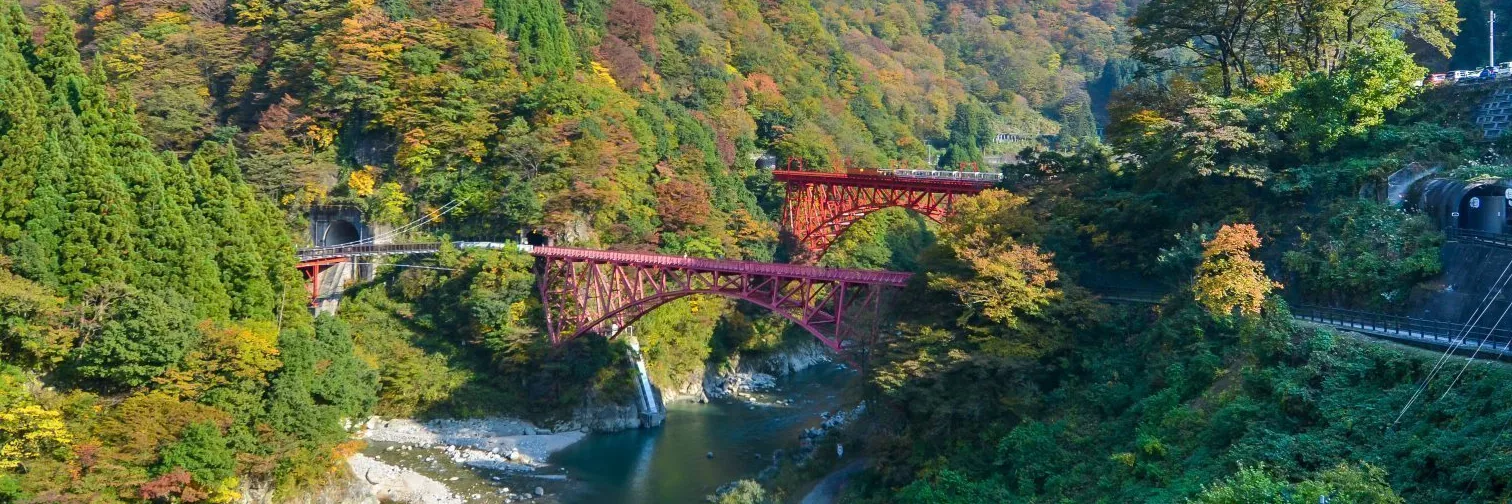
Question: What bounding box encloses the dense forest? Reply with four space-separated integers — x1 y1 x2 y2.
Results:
5 0 1512 501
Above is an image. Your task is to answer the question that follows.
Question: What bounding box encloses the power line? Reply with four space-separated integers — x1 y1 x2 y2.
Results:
359 199 465 245
1392 258 1512 428
345 262 459 272
317 199 465 249
1438 292 1512 400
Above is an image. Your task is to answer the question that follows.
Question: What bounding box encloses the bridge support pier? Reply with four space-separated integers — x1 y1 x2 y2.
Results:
618 325 665 428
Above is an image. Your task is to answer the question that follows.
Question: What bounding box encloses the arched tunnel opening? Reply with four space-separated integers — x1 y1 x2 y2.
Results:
1459 185 1511 234
322 220 362 246
1412 178 1512 234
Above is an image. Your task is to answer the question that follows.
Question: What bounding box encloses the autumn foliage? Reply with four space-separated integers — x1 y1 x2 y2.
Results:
1193 224 1280 317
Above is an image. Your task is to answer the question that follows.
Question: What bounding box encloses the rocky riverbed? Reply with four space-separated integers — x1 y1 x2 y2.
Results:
346 417 584 504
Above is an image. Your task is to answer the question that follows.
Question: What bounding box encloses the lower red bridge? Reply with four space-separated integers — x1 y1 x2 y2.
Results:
296 243 912 353
531 246 909 353
774 169 996 262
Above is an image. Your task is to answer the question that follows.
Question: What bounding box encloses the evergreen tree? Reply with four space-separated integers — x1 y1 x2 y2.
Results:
110 93 232 319
309 315 378 419
71 286 200 389
34 7 138 295
491 0 576 77
188 145 276 320
0 0 27 48
33 6 85 106
940 102 992 169
207 141 299 320
52 100 137 294
10 111 69 286
262 325 344 444
153 422 236 485
0 5 46 246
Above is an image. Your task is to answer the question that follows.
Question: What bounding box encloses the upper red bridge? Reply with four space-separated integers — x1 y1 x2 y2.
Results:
774 168 999 262
296 243 910 354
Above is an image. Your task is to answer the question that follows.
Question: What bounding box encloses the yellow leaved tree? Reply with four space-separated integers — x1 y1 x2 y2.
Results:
0 405 72 469
1193 224 1280 317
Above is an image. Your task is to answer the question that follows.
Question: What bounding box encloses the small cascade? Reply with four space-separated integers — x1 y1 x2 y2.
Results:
618 326 665 428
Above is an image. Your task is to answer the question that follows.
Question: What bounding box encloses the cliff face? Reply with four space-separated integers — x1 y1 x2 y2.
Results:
653 339 838 404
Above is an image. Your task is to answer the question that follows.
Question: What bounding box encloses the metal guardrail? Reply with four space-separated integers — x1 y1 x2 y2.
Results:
296 242 913 285
1087 286 1512 356
1445 228 1512 249
1290 305 1512 352
296 242 447 261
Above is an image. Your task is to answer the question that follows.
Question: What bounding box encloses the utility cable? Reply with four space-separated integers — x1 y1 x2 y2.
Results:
345 262 459 272
342 199 461 246
317 199 464 249
358 199 465 245
1392 258 1512 428
1439 291 1512 400
1393 264 1506 426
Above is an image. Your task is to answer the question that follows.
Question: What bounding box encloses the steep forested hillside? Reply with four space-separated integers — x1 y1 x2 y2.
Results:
0 1 381 501
0 0 1141 500
8 0 1512 501
66 0 1136 248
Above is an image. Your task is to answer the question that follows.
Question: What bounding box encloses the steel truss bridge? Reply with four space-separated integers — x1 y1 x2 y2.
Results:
297 183 1512 363
773 169 998 262
296 167 1002 352
297 242 908 353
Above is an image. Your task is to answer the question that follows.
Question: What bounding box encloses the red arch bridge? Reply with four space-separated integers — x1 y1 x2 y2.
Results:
773 169 999 262
296 243 910 353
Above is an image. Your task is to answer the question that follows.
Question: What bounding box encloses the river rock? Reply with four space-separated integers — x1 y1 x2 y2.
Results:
534 487 545 496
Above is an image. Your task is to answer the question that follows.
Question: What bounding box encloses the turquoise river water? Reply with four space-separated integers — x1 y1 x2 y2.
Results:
550 364 856 503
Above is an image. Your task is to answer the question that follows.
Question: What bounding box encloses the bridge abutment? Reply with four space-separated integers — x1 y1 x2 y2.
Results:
306 206 392 312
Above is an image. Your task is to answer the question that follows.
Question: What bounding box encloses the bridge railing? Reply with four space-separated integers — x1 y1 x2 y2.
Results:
1445 228 1512 249
1289 304 1512 350
1087 285 1512 351
296 242 445 260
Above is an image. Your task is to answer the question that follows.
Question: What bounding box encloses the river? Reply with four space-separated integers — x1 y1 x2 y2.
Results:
550 364 857 503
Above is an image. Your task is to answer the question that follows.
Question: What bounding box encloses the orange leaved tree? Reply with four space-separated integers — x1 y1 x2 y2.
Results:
1193 223 1280 317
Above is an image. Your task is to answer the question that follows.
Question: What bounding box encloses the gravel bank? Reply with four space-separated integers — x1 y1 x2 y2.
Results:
348 454 464 504
359 417 587 467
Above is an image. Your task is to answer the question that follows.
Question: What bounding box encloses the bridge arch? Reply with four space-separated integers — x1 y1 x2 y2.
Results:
576 290 845 350
774 170 991 263
799 204 941 263
534 246 907 355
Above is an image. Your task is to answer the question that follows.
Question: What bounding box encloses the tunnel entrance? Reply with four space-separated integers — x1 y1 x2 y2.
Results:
322 220 361 246
1459 185 1512 234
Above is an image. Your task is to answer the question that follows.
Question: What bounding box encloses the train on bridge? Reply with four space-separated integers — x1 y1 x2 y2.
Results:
776 158 1005 184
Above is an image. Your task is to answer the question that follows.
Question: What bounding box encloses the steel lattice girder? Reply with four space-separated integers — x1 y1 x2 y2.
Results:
296 257 349 303
534 249 905 354
773 170 992 262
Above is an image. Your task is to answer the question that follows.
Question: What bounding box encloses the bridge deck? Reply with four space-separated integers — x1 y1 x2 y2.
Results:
297 242 914 286
527 246 913 286
772 170 996 192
